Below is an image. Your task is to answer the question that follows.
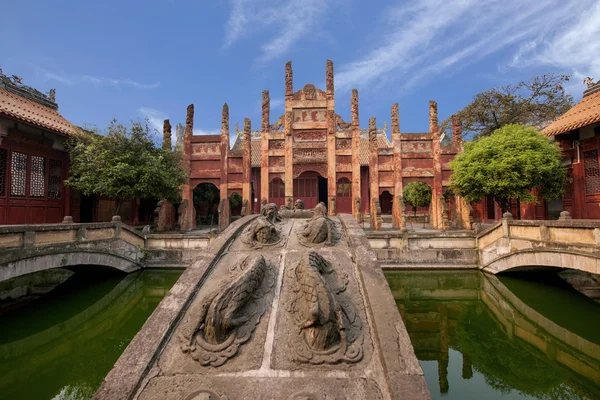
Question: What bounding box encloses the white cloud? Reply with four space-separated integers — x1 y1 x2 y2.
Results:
509 0 600 95
335 0 590 92
139 107 168 137
223 0 330 63
40 69 160 89
270 98 284 109
193 129 221 135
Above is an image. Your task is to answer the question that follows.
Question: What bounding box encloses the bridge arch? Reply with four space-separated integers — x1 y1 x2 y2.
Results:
0 251 142 283
482 249 600 275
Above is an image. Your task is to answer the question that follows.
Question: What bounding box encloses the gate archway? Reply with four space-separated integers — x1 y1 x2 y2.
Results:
269 178 285 209
193 183 219 226
380 190 393 214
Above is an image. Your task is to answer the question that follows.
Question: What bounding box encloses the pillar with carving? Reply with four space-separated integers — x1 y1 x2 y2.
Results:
284 61 294 206
450 115 472 229
180 104 196 231
242 118 252 214
261 91 270 206
351 89 361 220
369 117 381 230
430 100 443 230
219 103 231 232
326 60 336 215
391 103 404 229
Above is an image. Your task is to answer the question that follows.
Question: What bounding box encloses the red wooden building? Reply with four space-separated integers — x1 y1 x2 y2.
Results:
542 78 600 219
0 72 74 225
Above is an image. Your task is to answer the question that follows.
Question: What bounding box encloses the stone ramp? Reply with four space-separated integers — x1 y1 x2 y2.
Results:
94 212 429 400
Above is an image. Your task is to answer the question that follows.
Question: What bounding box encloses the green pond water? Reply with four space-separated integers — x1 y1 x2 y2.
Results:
385 271 600 400
0 269 182 400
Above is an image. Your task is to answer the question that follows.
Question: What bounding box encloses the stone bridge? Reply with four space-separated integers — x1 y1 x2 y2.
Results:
477 215 600 275
0 219 212 283
94 213 429 400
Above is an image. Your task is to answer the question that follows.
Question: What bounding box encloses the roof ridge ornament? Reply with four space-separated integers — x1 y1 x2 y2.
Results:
583 77 595 88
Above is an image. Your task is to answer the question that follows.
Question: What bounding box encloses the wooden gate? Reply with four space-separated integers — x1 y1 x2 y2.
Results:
336 177 352 214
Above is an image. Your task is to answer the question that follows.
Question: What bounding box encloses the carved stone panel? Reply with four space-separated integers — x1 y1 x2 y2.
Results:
401 141 432 153
293 148 327 164
292 109 327 129
293 130 326 142
269 139 284 150
336 138 352 150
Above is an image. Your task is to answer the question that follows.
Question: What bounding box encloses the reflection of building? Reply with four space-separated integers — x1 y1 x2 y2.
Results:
179 61 471 231
542 78 600 219
0 72 73 224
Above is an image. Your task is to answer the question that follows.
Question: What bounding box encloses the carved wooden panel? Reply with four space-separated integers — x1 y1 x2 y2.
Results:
48 159 62 199
401 141 432 153
30 155 45 198
336 138 352 150
293 148 327 164
269 139 284 150
0 148 6 197
10 152 27 197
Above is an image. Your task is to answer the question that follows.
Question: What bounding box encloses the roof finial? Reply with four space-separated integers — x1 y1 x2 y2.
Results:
584 77 595 88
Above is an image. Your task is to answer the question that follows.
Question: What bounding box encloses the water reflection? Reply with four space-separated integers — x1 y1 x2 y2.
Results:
0 269 181 400
386 271 600 400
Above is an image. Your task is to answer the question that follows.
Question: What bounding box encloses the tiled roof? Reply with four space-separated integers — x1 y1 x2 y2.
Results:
0 87 74 135
234 129 392 167
542 88 600 137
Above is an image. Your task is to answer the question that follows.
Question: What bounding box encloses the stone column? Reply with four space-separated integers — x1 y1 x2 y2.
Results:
326 60 336 215
179 104 196 231
369 117 381 230
450 115 472 230
219 103 231 232
391 103 404 229
162 119 172 151
242 118 252 213
430 101 443 230
261 91 270 205
284 62 294 205
351 89 361 220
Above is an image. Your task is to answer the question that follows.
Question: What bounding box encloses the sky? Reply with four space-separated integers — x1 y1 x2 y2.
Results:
1 0 599 146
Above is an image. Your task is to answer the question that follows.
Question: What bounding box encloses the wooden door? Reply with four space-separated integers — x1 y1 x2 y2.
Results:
294 171 319 209
336 177 351 214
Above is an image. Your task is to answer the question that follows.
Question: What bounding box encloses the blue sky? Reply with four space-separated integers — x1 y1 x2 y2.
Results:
1 0 599 145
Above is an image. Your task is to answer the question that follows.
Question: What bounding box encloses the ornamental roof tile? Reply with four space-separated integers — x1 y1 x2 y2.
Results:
542 88 600 137
0 87 74 136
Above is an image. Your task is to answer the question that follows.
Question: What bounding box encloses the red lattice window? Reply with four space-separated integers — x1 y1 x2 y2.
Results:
30 155 46 198
0 149 6 197
48 159 62 199
584 150 600 194
336 177 351 197
10 152 27 197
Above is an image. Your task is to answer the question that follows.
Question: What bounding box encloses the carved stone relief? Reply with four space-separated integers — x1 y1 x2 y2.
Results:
240 204 283 248
179 255 276 366
184 390 229 400
286 251 363 364
296 202 340 247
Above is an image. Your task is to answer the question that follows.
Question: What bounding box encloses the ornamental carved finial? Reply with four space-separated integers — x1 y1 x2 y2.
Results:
262 90 270 131
185 104 194 138
162 119 172 151
326 59 334 94
391 103 400 136
429 100 438 133
351 89 359 127
222 103 229 135
285 61 293 96
584 77 595 88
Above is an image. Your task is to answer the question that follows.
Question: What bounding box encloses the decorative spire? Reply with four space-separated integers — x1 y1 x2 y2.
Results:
429 100 439 133
243 118 251 142
222 103 229 136
391 103 400 136
162 119 172 151
185 104 194 138
262 90 270 132
369 117 377 147
285 61 293 96
351 89 359 127
451 115 463 147
326 59 334 94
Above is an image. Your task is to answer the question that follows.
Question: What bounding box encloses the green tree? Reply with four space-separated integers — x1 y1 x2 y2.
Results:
403 181 432 217
66 119 187 215
442 73 573 139
450 124 567 213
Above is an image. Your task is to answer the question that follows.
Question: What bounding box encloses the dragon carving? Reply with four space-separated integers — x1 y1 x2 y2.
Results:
179 255 275 366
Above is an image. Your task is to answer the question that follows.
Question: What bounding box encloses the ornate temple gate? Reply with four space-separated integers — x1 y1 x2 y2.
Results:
175 60 473 233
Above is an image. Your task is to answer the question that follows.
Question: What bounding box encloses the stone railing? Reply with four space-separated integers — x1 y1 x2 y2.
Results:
477 212 600 274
